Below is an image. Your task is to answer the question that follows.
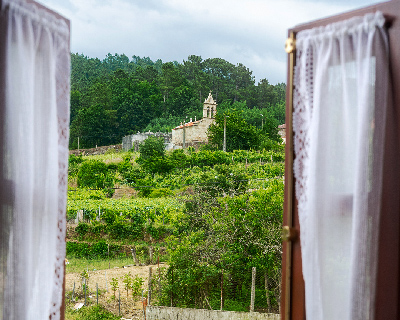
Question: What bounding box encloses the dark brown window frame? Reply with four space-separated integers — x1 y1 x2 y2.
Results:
282 1 400 319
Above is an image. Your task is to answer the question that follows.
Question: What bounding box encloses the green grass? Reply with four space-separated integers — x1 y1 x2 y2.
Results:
66 257 140 274
82 151 137 163
65 305 119 320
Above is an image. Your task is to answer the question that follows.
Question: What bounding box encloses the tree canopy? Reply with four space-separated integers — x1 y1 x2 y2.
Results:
207 108 281 152
69 53 286 149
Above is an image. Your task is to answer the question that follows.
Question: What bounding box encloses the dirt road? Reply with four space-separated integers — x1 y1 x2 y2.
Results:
66 263 165 319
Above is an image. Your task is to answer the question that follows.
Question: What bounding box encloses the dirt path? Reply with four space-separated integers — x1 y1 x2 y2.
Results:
66 264 165 319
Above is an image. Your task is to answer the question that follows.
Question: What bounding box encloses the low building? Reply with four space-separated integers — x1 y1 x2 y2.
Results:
172 92 217 148
122 131 172 151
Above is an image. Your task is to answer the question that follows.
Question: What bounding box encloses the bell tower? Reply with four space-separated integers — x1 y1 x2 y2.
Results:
203 92 217 119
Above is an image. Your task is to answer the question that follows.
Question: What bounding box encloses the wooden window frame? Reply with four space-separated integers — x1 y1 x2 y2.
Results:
282 1 400 319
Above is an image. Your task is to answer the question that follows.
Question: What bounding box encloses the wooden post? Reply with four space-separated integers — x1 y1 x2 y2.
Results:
158 256 161 303
265 271 271 312
108 244 110 269
142 291 147 320
118 290 121 315
131 247 139 266
148 267 153 305
149 246 153 265
72 281 75 301
170 268 173 307
96 283 99 305
105 271 108 292
220 270 224 311
84 278 87 306
250 267 256 312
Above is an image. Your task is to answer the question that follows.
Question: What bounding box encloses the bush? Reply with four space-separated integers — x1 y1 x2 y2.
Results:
108 221 143 240
167 149 187 170
75 222 90 239
68 154 84 177
67 305 119 320
90 240 109 259
147 188 174 198
139 136 165 159
66 241 123 259
77 160 114 195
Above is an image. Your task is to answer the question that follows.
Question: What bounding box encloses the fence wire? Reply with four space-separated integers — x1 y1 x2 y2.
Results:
148 265 281 314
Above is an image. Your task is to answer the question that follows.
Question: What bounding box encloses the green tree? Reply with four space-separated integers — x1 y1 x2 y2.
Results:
136 136 172 174
77 160 115 194
138 136 165 159
207 110 264 151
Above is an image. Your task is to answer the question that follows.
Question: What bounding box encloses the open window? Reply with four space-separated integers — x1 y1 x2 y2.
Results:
282 1 400 319
0 1 70 319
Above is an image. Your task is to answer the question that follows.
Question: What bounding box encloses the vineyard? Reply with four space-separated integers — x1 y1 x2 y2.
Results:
65 146 284 318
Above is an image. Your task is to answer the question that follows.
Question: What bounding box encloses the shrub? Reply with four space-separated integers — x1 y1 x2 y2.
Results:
139 136 165 159
75 222 90 239
66 305 119 320
90 240 108 259
77 160 114 195
147 188 174 198
68 154 84 177
108 221 142 240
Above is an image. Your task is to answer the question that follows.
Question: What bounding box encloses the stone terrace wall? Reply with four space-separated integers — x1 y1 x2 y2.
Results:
69 144 122 156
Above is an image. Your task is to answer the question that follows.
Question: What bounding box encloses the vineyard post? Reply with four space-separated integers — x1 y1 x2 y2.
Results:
72 281 75 301
250 267 256 312
96 283 98 305
118 290 121 315
158 256 161 303
265 270 271 312
84 278 87 306
131 246 139 266
220 270 223 311
171 267 174 307
149 246 153 265
148 267 152 305
108 243 110 269
105 271 108 292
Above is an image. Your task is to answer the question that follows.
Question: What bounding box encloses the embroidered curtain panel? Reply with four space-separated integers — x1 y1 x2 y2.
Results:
293 12 389 320
0 0 70 319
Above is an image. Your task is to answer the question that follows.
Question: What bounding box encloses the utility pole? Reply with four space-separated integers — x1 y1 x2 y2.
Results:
183 125 186 149
260 114 264 130
182 116 188 149
223 115 228 152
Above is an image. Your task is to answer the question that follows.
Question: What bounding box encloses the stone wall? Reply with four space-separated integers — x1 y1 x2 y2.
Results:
171 118 214 146
122 132 171 151
146 306 280 320
69 144 122 156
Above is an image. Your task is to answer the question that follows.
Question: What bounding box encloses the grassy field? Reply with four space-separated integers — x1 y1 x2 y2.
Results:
66 256 140 274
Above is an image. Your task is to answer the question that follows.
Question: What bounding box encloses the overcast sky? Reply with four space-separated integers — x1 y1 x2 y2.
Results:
40 0 381 84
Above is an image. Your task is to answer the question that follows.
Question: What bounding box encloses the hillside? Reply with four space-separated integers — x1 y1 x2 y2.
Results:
66 146 284 317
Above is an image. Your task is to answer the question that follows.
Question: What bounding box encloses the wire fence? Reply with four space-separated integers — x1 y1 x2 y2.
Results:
65 257 281 316
148 265 281 314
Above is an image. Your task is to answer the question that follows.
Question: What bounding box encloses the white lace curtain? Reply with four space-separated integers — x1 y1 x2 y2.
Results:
293 12 389 320
0 1 70 319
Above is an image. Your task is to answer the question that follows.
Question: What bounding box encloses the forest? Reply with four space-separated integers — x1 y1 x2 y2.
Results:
70 53 286 149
